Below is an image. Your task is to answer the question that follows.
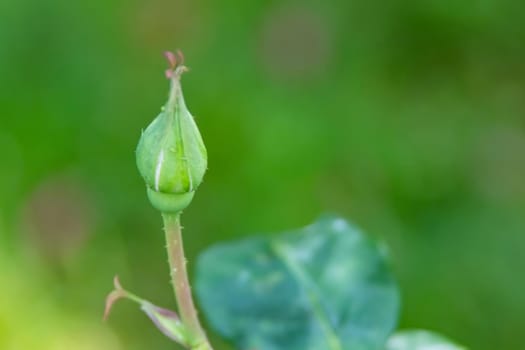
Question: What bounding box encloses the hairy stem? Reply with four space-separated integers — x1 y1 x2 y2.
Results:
162 213 212 350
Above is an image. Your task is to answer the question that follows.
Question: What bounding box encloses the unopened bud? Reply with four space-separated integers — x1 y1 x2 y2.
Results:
136 52 207 213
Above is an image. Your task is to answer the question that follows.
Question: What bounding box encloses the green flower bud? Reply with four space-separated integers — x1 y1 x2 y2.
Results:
136 52 207 213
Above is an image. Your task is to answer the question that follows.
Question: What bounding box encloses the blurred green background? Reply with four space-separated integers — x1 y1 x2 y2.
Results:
1 0 524 349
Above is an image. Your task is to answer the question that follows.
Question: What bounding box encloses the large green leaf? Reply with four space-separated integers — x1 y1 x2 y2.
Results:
195 216 400 350
386 330 467 350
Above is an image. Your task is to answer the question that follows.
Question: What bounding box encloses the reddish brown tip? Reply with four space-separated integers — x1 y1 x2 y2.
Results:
103 275 126 321
164 50 186 79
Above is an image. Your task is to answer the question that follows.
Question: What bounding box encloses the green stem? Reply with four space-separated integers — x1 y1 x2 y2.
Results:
162 213 213 350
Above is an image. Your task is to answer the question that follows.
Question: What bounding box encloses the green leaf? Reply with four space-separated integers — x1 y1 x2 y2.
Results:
386 330 467 350
195 216 400 350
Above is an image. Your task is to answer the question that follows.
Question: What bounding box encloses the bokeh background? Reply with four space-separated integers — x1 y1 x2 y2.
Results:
1 0 524 349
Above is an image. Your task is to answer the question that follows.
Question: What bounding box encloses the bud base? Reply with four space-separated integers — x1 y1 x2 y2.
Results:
147 188 195 213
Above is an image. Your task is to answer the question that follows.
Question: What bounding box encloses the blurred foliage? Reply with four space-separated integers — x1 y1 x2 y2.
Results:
0 251 121 349
0 0 524 349
196 216 400 350
387 330 466 350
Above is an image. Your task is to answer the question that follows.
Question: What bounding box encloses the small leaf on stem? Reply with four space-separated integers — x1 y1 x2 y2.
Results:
104 275 189 345
103 276 128 321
